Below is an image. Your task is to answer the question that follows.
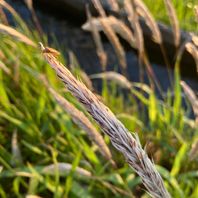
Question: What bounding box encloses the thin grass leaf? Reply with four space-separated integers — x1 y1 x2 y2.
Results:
170 143 188 177
11 129 23 167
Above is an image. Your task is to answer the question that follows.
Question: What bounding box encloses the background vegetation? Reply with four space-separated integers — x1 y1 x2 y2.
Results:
0 0 198 197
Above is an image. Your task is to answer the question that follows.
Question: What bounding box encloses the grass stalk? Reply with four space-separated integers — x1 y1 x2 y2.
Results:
40 43 171 198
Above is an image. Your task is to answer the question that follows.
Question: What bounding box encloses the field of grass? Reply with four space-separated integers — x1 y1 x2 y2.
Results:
0 0 198 198
143 0 198 33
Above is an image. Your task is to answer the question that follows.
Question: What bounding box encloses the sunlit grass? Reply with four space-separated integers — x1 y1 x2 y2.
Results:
0 0 198 197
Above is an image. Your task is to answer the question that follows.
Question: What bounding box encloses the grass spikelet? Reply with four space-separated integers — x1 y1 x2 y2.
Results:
0 23 36 47
124 0 144 58
40 43 171 198
85 6 107 70
99 17 127 73
82 16 135 49
180 81 198 123
90 71 132 89
42 162 92 177
163 0 180 47
134 0 162 44
40 75 115 167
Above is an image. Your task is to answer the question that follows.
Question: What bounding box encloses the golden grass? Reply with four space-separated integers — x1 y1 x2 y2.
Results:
85 6 107 70
134 0 162 44
0 23 36 47
163 0 180 47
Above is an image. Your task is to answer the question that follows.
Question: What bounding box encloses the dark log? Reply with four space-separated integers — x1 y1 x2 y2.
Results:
34 0 197 79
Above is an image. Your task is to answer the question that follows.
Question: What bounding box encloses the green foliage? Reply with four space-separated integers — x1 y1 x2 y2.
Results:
0 1 198 197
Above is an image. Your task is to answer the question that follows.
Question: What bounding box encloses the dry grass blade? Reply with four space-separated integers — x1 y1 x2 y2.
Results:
191 34 198 47
134 0 162 44
24 0 43 35
0 50 5 59
42 162 92 177
90 71 132 89
82 16 135 49
189 138 198 161
40 43 171 198
0 23 36 47
124 0 144 58
99 17 127 72
86 6 107 70
163 0 180 47
0 60 11 75
40 75 115 167
92 0 106 17
185 42 198 73
180 81 198 123
107 0 119 12
0 6 8 25
0 0 20 20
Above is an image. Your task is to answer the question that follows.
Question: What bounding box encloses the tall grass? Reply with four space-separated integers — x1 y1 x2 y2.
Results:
0 0 198 197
